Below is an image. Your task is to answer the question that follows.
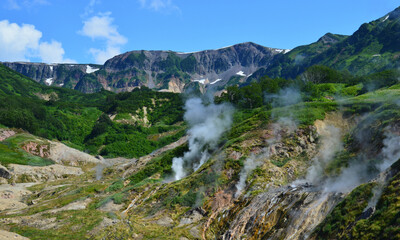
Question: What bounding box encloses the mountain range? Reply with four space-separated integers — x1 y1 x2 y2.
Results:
2 6 399 94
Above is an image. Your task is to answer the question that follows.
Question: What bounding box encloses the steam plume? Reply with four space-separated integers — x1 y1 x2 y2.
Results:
235 115 298 198
235 150 267 198
271 87 302 108
172 98 234 181
322 129 400 193
306 124 343 183
365 132 400 208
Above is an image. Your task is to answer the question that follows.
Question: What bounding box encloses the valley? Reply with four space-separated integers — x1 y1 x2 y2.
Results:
0 6 399 240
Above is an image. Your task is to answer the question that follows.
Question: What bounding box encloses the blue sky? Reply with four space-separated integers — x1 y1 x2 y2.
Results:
0 0 398 64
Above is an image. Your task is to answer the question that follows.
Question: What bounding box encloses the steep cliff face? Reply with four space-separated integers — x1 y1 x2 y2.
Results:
0 62 101 90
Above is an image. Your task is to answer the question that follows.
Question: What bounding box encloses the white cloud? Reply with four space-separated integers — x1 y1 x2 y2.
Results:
80 12 127 64
0 20 74 63
39 40 75 63
138 0 180 13
80 13 127 45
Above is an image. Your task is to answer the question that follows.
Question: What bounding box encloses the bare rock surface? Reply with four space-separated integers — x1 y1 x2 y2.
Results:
0 129 16 141
48 198 92 213
0 230 29 240
9 164 83 182
0 183 35 212
49 141 100 166
154 216 174 227
98 200 124 212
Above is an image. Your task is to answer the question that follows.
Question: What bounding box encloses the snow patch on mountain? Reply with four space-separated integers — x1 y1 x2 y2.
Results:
45 78 53 85
210 79 222 85
383 15 389 22
236 71 246 77
193 79 206 84
275 49 291 54
86 65 99 74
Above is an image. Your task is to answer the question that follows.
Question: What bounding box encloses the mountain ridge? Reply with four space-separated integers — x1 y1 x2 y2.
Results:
1 7 400 94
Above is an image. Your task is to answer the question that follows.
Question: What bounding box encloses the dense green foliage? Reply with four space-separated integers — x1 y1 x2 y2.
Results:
217 65 399 111
0 65 184 159
351 164 400 239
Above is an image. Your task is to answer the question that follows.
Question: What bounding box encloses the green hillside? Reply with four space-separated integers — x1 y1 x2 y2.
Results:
260 7 400 79
0 64 184 159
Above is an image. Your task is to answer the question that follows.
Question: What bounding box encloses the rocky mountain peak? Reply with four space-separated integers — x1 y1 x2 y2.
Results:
317 33 347 44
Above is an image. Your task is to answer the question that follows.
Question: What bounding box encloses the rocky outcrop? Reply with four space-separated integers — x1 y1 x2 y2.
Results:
49 141 100 166
0 129 16 141
217 185 342 240
21 142 50 158
317 33 346 45
0 164 11 179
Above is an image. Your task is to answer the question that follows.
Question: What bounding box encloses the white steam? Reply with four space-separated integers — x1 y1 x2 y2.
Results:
235 151 267 198
378 132 400 172
317 128 400 194
235 116 298 198
95 157 112 180
306 124 343 183
265 87 302 109
268 87 302 134
306 125 400 195
322 161 368 192
365 132 400 209
172 98 234 181
273 88 302 107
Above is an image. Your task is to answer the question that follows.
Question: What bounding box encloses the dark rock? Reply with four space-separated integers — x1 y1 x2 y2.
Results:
358 207 374 220
0 165 11 179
